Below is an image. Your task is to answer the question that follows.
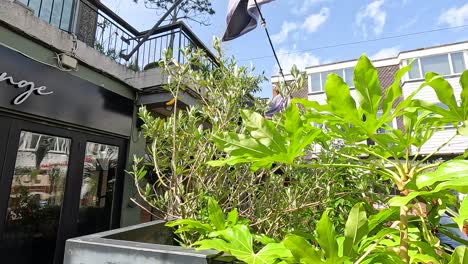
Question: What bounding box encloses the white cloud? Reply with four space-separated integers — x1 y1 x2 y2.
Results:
438 3 468 27
397 17 418 32
271 8 329 44
276 48 320 73
355 0 386 38
292 0 329 15
271 22 299 44
370 46 400 60
302 8 330 33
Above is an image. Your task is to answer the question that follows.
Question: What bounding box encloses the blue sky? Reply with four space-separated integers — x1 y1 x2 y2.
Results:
102 0 468 98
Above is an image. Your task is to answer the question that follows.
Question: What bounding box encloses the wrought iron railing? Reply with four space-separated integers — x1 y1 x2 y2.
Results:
18 0 217 71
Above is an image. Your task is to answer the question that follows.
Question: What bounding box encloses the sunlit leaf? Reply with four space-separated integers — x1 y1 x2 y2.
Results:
195 225 292 264
449 246 468 264
316 209 339 262
283 234 323 263
416 160 468 189
208 197 225 230
353 55 382 121
343 203 368 257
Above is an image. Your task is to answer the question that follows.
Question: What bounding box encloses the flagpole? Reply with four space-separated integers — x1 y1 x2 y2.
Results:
252 0 290 95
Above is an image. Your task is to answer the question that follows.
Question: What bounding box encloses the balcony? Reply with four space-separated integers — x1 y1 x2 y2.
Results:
15 0 217 71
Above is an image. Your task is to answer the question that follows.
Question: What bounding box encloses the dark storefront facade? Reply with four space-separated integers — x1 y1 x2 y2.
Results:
0 0 216 262
0 44 135 263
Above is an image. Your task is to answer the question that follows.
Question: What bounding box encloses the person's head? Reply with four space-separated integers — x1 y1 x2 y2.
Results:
272 84 279 97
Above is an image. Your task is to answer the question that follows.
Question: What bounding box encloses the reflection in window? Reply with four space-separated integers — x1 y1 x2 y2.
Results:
3 131 70 264
18 132 70 153
78 142 119 236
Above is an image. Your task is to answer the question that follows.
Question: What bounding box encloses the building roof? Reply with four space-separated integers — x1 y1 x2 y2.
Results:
271 40 468 81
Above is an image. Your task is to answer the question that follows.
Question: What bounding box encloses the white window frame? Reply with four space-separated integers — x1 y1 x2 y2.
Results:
406 52 467 81
308 67 355 94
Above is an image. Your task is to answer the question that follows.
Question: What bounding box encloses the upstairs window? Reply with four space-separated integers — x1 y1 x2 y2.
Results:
407 52 466 80
309 67 354 93
17 0 75 31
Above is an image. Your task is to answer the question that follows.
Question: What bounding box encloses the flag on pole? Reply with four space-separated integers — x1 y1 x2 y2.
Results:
223 0 275 41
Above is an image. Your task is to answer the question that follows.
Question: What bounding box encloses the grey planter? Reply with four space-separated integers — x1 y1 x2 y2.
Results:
64 220 233 264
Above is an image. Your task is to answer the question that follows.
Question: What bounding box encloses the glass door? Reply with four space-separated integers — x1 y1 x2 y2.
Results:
2 131 71 264
0 117 127 264
77 142 120 236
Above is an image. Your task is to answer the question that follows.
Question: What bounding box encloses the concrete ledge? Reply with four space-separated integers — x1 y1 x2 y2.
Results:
64 221 230 264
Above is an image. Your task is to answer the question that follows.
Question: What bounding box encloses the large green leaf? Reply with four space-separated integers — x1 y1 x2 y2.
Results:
453 196 468 231
166 219 213 234
416 160 468 189
353 55 382 117
343 203 368 257
449 246 468 264
360 252 407 264
424 73 460 116
381 63 412 115
212 132 275 158
432 178 468 193
460 71 468 120
324 73 359 123
195 225 292 264
209 109 321 170
283 235 323 263
208 197 225 230
226 208 238 226
410 253 441 264
368 207 399 233
388 191 430 206
316 209 339 262
241 110 287 153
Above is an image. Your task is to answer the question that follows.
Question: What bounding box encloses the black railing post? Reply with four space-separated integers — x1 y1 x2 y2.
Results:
120 0 184 61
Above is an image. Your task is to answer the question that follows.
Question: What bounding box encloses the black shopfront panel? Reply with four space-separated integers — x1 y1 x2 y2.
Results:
0 45 134 264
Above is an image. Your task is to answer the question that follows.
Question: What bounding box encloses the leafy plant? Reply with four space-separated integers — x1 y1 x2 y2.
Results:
130 40 380 244
210 55 468 262
169 199 412 263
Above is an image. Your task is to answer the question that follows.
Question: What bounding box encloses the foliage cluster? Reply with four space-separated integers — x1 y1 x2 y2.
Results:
175 55 468 263
130 40 381 242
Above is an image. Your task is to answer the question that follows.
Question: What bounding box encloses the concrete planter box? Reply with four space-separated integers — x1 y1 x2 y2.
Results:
64 220 233 264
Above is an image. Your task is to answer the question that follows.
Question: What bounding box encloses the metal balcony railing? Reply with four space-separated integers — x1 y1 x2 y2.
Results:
17 0 217 71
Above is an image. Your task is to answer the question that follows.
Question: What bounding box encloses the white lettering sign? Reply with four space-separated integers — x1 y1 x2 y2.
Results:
0 72 53 105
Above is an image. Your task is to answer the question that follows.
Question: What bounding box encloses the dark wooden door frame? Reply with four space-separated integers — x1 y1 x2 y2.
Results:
0 115 128 264
0 116 12 191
